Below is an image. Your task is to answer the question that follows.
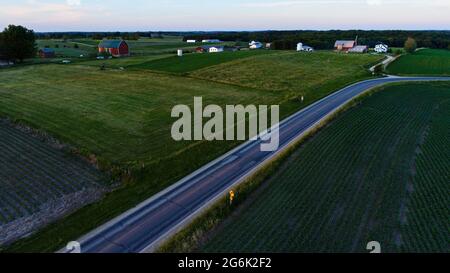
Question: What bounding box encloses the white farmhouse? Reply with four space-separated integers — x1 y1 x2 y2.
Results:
208 46 224 53
297 43 314 52
374 43 389 53
249 41 263 49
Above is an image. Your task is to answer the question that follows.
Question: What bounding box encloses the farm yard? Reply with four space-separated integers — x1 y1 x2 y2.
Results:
0 119 107 245
387 49 450 76
201 82 450 253
0 43 383 252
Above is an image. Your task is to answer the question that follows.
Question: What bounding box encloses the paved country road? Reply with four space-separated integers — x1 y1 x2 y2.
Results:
62 76 450 253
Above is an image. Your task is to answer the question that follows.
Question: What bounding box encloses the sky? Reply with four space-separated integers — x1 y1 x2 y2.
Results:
0 0 449 32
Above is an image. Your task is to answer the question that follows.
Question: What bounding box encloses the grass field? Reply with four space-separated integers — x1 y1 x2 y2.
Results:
0 119 107 245
129 50 274 73
0 50 381 252
79 54 173 68
191 51 382 108
387 49 450 76
201 82 450 253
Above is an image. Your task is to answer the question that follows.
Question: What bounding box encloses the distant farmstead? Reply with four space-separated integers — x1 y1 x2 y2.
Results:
98 40 130 57
38 48 55 58
335 36 368 54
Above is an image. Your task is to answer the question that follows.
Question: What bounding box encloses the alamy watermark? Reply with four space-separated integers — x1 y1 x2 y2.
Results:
171 97 280 152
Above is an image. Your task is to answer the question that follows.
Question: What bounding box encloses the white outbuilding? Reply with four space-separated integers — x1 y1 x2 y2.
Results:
208 46 224 53
186 40 197 43
374 43 389 53
297 43 314 52
249 41 263 49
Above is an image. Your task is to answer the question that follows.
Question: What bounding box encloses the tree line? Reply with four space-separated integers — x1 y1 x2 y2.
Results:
184 30 450 50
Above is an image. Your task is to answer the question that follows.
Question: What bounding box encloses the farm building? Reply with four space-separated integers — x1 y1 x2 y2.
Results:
98 40 130 57
249 41 263 49
186 40 197 43
208 46 224 53
334 40 356 52
348 45 368 53
38 48 55 58
375 43 389 53
196 46 224 53
297 43 314 52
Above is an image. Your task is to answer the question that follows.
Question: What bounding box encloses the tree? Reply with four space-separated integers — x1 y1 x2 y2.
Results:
0 25 36 62
0 32 4 59
404 37 417 53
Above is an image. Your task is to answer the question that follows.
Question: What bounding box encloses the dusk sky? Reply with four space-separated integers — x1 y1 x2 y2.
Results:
1 0 449 32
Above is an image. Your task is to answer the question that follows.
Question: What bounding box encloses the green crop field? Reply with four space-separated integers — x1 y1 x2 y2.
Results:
0 119 107 245
129 50 275 73
387 49 450 76
202 82 450 253
0 50 381 252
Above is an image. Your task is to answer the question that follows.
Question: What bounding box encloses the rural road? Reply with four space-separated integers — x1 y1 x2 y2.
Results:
63 76 450 253
369 55 397 72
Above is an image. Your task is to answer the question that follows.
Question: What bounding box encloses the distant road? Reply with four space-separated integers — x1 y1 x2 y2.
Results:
62 76 450 253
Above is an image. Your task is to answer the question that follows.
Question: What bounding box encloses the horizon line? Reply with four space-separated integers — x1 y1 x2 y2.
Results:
29 29 450 33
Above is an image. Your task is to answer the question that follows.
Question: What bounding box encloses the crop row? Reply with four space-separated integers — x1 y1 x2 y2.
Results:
203 84 450 253
0 121 104 225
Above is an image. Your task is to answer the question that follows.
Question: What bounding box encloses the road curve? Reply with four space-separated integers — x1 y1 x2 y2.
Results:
62 76 450 253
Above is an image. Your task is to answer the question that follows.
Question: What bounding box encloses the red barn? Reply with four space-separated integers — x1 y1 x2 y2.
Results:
98 40 130 57
334 40 356 52
38 48 55 58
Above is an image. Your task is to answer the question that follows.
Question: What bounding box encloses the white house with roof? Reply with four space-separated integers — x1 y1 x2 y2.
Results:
249 41 263 49
374 43 389 53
